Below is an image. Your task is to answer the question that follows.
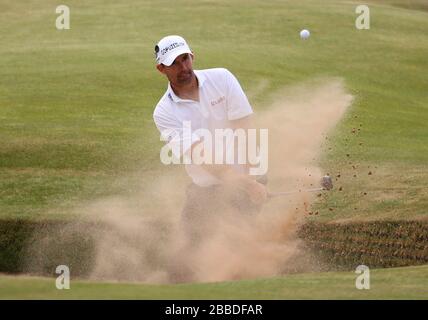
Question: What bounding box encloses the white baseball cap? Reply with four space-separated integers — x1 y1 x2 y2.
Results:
154 35 192 66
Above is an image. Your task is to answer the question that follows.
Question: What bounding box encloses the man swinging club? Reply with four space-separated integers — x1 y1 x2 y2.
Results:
153 35 267 281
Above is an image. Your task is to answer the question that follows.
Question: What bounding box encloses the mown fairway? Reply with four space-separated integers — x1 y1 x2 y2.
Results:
1 265 427 299
0 0 427 299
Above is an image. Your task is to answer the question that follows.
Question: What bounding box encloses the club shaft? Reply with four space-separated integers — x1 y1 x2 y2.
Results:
268 187 324 198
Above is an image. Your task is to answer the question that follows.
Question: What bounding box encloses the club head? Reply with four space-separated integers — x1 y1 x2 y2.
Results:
321 175 333 190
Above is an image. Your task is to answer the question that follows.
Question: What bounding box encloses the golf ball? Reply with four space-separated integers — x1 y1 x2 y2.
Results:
300 29 310 40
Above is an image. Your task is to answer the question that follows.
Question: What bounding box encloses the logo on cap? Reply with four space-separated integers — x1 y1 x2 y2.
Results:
154 35 192 66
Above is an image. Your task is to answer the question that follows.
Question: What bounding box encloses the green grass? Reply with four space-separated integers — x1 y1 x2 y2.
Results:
1 0 427 221
0 0 427 222
0 265 427 299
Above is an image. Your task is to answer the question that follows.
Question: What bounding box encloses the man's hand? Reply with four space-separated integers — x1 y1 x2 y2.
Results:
198 161 268 205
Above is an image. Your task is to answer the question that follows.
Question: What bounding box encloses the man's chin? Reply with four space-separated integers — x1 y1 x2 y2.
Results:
177 76 192 85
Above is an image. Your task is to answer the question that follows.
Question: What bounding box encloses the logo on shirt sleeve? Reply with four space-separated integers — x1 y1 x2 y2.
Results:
211 96 226 106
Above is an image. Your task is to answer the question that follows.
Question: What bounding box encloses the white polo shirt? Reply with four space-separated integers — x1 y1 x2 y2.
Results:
153 68 253 187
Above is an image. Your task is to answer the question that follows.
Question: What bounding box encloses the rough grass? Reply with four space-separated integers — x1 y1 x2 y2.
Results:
1 219 426 276
300 220 428 269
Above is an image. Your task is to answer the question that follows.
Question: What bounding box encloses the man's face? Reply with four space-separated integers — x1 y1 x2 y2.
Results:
157 53 194 86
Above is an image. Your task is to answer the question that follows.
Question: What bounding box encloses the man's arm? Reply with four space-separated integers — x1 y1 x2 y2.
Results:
190 114 252 177
188 114 267 204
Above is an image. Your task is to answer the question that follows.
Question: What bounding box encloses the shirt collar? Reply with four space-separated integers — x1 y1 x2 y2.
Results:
167 70 205 103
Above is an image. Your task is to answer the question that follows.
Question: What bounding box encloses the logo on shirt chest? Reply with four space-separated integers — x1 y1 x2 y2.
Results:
211 96 226 106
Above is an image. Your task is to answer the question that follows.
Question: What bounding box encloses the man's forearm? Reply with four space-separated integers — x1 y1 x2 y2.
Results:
187 114 258 182
200 163 248 183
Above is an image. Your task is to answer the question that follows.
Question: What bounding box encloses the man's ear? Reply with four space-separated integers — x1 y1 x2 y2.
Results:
156 64 165 74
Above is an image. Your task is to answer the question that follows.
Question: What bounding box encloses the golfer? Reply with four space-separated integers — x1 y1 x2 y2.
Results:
153 35 267 248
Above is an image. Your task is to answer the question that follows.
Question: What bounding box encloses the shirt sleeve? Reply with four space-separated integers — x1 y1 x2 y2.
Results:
224 69 254 121
153 107 200 160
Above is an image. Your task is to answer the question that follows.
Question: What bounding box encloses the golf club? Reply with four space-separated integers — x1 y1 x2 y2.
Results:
268 175 333 198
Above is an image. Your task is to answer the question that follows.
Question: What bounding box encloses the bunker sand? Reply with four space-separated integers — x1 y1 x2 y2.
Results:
25 79 353 284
